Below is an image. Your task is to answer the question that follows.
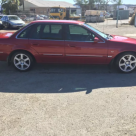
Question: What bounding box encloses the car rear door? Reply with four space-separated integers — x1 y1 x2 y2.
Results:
64 24 108 64
28 23 65 63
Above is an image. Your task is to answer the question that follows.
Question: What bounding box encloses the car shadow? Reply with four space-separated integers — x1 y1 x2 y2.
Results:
0 63 136 94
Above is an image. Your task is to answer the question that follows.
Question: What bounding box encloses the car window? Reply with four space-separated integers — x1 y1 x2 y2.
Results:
43 25 50 33
2 16 5 21
0 16 3 19
9 16 20 20
69 25 88 35
41 24 63 40
5 16 8 20
66 25 96 42
17 25 33 39
29 24 42 39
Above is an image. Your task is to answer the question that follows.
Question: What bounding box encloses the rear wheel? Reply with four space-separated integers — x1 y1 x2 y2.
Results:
12 52 34 72
116 52 136 73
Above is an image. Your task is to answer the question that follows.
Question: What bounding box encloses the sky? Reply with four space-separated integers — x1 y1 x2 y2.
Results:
48 0 136 4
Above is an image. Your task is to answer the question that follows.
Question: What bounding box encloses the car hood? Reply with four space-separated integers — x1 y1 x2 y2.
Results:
0 32 14 38
10 20 25 24
110 35 136 44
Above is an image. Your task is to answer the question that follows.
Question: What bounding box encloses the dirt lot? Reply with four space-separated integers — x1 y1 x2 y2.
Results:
1 20 136 136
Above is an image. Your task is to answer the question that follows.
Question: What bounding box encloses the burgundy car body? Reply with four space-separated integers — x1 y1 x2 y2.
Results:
0 20 136 66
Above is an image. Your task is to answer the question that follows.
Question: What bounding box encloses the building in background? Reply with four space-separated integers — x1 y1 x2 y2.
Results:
19 0 78 15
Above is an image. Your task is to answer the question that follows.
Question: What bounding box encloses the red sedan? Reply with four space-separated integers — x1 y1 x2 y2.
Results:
0 20 136 73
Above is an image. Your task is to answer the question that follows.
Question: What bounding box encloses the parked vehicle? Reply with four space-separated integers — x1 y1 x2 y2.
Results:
1 15 25 29
0 20 136 73
24 15 44 21
20 15 27 20
40 15 49 19
105 12 111 18
50 7 81 20
85 10 106 22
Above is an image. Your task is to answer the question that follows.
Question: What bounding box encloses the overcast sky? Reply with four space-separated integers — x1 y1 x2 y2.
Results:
48 0 136 4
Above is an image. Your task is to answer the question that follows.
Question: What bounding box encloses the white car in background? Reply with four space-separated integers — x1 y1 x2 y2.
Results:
1 15 25 29
25 15 44 21
105 12 111 18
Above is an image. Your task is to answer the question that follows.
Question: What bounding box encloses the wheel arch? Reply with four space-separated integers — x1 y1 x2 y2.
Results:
7 49 36 65
114 51 136 63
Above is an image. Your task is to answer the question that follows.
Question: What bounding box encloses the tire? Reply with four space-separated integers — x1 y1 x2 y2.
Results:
116 52 136 73
11 51 34 72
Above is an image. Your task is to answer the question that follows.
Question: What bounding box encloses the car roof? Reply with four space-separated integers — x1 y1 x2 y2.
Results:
31 20 84 24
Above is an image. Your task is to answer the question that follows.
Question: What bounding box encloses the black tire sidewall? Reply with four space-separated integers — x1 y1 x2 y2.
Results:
116 52 136 73
11 52 34 72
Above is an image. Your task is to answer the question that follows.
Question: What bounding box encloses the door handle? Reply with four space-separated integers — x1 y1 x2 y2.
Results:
32 43 39 46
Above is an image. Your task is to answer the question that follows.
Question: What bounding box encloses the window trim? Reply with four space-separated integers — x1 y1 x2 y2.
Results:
16 23 65 41
64 24 105 43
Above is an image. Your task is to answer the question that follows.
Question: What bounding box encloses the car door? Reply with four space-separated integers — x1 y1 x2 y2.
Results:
64 24 108 64
5 16 9 28
29 23 65 63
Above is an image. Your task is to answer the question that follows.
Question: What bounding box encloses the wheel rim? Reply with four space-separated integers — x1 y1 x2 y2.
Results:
14 54 30 70
119 55 136 72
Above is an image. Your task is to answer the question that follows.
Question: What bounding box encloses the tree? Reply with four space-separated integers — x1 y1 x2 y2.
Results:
1 0 21 14
75 0 97 9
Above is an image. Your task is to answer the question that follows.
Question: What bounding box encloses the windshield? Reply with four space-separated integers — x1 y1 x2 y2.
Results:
83 23 108 39
8 16 21 21
50 8 63 13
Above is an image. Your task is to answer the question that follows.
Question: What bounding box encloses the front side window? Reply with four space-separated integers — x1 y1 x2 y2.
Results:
83 24 108 39
66 25 96 41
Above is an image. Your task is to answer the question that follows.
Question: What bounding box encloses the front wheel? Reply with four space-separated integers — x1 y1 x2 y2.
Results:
116 52 136 73
12 52 34 72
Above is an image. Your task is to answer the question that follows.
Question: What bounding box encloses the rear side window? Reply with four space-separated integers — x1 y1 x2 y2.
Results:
41 24 63 40
28 24 63 40
17 25 33 39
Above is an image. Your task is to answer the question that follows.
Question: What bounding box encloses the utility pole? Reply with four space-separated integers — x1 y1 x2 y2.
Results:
23 0 25 11
116 1 119 28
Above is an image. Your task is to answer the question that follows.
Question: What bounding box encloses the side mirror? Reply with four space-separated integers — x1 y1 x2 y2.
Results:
94 38 99 43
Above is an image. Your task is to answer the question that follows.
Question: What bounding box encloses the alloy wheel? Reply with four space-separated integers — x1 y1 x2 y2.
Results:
14 54 31 71
119 55 136 72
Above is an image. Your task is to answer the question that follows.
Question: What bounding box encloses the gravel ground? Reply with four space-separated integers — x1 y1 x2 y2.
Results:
1 20 136 136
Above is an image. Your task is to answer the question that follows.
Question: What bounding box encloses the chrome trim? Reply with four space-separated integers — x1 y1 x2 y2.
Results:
29 39 64 41
66 54 103 57
0 52 3 53
65 40 105 43
108 56 113 58
43 54 63 56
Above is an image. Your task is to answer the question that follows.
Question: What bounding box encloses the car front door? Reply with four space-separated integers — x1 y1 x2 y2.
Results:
64 24 108 64
29 23 65 63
